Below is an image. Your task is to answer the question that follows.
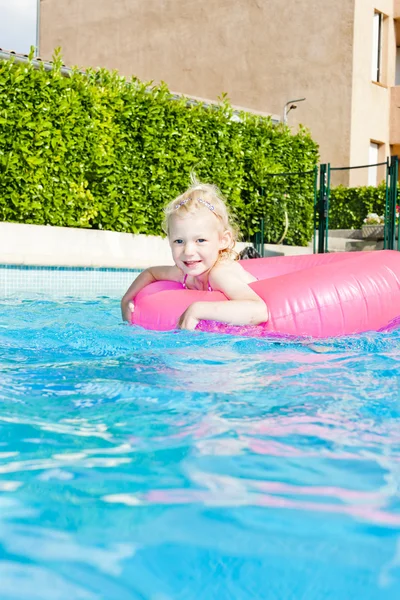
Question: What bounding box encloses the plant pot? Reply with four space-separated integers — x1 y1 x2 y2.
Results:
361 224 384 241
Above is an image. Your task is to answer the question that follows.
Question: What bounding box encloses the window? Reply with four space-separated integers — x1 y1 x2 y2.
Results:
368 142 379 186
396 47 400 85
371 12 382 82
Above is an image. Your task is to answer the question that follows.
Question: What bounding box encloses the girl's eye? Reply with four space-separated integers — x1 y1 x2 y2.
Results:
197 238 206 243
174 239 184 245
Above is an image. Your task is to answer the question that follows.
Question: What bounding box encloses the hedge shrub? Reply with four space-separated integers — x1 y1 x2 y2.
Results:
329 183 386 229
0 49 319 245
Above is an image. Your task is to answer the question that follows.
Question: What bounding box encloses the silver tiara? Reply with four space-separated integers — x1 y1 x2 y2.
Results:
174 197 215 211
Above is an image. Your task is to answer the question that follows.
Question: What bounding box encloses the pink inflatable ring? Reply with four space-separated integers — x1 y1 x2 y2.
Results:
130 250 400 338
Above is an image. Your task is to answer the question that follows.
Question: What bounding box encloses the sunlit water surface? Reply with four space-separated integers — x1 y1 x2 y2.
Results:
0 297 400 599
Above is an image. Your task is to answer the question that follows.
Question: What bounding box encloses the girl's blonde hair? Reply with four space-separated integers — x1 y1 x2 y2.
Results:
163 176 239 259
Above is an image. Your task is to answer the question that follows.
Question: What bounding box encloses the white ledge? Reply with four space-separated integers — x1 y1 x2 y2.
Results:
0 222 284 268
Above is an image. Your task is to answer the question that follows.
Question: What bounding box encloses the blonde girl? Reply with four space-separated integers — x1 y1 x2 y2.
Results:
121 180 269 330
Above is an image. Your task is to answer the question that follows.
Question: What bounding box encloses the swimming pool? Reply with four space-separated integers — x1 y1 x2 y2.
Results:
0 295 399 599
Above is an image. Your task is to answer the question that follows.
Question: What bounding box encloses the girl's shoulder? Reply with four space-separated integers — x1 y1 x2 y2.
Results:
210 259 257 284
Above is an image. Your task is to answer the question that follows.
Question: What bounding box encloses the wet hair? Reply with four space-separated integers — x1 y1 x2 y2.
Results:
238 246 261 260
163 176 239 258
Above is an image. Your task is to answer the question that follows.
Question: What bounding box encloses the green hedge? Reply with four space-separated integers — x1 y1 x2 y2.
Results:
329 183 386 229
0 49 319 245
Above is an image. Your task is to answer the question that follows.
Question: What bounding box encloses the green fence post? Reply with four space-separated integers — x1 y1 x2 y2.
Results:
260 218 265 257
388 157 394 250
384 157 390 250
253 229 259 255
388 156 399 250
325 163 331 253
317 164 328 253
397 191 400 252
392 156 398 251
313 165 318 254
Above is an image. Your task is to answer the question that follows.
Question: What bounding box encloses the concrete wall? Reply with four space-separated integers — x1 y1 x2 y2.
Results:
0 222 175 268
0 222 310 269
1 222 286 269
39 0 356 170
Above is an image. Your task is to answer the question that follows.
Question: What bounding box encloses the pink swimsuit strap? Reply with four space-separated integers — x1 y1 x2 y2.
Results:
182 274 212 291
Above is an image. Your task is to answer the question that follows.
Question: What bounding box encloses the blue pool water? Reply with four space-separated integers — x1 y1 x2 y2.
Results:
0 297 400 599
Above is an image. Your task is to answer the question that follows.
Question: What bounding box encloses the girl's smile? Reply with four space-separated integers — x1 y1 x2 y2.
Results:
184 260 201 267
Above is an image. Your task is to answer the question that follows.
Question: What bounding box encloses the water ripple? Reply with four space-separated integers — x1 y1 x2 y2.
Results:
0 298 399 598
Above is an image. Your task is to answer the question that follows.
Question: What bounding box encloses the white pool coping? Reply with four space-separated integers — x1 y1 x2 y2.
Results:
0 222 312 269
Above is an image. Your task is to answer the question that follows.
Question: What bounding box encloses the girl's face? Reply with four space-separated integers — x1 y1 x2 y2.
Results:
168 208 231 277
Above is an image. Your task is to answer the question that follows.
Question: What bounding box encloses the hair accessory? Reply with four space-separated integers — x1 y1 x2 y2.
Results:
174 198 189 209
174 197 215 211
198 198 215 211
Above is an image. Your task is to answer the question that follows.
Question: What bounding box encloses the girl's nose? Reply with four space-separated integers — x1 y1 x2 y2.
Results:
184 243 196 256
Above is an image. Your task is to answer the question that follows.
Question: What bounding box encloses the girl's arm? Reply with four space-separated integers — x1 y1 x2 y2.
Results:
121 265 182 322
177 268 269 330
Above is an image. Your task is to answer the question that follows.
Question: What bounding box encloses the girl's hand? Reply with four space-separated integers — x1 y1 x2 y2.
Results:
121 300 134 323
120 265 182 323
177 304 200 330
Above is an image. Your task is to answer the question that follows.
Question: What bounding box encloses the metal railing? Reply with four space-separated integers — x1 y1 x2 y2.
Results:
252 158 400 254
315 157 399 253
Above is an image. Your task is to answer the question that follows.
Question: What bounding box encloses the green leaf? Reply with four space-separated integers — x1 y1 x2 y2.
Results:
0 49 319 244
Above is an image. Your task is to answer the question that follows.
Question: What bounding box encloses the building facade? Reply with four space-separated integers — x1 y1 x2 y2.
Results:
39 0 400 186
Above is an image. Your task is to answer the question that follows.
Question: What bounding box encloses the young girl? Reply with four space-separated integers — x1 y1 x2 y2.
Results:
121 180 269 330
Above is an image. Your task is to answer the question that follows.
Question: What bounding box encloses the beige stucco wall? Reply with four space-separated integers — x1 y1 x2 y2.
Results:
349 0 396 186
390 86 400 145
39 0 356 172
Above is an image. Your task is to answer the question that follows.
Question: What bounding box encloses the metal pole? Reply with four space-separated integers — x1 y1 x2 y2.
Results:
325 164 331 253
391 156 398 250
313 165 318 254
389 158 394 250
317 164 327 253
384 157 390 249
397 204 400 251
282 98 306 124
260 218 265 257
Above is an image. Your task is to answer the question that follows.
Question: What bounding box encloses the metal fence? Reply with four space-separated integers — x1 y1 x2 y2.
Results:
252 167 318 256
252 157 400 254
315 156 399 253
